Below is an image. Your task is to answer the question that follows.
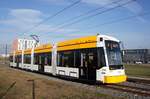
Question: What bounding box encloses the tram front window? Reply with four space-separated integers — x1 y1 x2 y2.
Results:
105 40 123 70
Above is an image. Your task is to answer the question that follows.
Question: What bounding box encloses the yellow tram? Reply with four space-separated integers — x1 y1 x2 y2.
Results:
10 34 127 83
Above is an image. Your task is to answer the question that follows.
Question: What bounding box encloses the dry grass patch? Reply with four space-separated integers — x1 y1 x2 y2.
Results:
0 65 113 99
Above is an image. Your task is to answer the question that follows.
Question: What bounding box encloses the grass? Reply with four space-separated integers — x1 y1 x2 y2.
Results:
0 57 9 64
0 57 8 60
0 64 114 99
124 64 150 78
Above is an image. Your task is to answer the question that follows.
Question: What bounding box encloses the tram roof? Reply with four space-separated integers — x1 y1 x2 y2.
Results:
34 43 52 53
57 35 97 47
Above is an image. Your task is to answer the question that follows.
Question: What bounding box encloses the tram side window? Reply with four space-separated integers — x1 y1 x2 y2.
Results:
57 51 75 67
44 53 51 66
44 54 48 65
65 51 74 67
74 50 81 67
15 55 21 63
48 53 52 66
15 56 17 63
35 53 51 65
97 47 106 69
38 54 43 65
34 54 39 65
24 54 31 64
57 52 62 66
18 55 22 63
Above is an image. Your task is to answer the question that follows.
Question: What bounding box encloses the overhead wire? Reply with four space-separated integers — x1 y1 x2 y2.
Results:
85 12 150 30
51 11 150 40
43 0 135 37
66 11 150 36
18 0 81 37
40 0 136 39
17 0 137 43
30 0 124 38
50 0 123 29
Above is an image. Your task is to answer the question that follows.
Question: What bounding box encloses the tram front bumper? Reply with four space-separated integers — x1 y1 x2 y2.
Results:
104 75 127 83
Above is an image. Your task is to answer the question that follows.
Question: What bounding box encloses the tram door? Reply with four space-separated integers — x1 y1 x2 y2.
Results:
38 55 45 72
80 53 87 79
80 50 96 81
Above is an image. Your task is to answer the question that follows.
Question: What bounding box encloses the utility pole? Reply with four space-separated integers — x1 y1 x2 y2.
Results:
5 44 7 64
120 41 125 63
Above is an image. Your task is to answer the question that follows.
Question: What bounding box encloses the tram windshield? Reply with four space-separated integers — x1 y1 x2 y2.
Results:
105 40 123 70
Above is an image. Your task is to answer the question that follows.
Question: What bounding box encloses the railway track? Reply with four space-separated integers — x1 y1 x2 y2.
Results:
101 83 150 97
127 77 150 85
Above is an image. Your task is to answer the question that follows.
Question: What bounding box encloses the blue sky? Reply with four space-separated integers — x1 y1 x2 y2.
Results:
0 0 150 49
